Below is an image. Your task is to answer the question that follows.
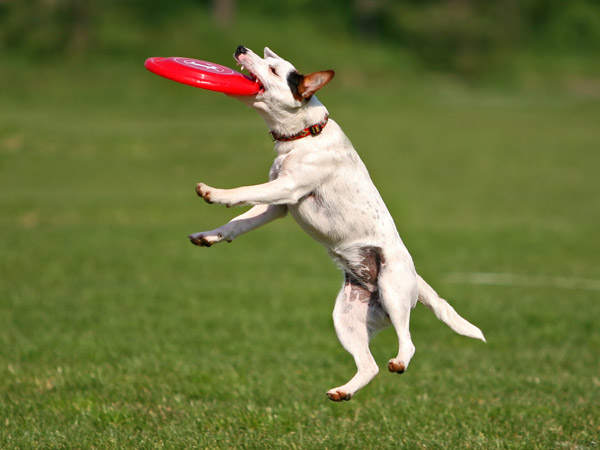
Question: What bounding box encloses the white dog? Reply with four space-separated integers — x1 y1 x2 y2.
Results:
189 46 485 401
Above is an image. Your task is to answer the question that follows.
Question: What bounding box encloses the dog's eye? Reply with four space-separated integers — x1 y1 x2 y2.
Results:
269 66 279 76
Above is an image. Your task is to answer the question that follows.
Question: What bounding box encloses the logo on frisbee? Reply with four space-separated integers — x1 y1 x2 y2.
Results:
173 58 236 75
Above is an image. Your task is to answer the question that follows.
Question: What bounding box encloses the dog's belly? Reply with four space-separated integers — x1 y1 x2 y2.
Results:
288 180 399 248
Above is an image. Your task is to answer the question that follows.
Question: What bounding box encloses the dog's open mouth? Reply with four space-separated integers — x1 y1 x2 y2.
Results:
236 62 265 94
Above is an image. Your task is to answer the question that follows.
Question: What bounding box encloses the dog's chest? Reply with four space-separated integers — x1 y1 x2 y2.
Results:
269 152 288 181
273 148 396 247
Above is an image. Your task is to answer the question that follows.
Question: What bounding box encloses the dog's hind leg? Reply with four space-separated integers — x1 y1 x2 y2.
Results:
377 266 419 374
327 279 386 402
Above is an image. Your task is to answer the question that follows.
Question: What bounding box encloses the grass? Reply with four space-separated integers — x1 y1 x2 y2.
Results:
1 55 599 449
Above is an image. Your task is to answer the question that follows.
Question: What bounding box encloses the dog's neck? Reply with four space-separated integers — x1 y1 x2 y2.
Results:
256 96 329 143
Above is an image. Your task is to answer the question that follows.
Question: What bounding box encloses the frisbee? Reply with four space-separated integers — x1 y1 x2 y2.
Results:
144 57 261 95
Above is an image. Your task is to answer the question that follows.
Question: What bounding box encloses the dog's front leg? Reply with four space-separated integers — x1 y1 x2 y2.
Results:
189 204 287 247
196 177 309 207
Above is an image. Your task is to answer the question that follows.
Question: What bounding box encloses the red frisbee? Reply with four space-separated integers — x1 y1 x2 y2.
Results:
145 57 261 95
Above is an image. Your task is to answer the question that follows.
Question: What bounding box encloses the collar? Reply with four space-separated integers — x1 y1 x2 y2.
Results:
269 114 329 142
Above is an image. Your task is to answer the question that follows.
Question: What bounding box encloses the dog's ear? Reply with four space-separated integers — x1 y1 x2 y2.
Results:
263 47 281 59
298 70 335 99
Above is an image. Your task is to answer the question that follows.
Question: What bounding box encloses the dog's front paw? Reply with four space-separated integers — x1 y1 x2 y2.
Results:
195 183 234 206
196 183 214 204
188 231 231 247
326 389 352 402
196 183 222 204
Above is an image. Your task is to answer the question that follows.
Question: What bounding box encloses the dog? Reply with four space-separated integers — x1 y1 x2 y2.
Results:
188 46 485 401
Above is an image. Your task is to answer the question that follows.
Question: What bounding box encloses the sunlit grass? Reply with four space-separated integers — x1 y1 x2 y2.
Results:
1 59 599 448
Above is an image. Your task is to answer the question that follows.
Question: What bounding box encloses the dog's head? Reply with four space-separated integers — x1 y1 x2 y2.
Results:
233 46 334 114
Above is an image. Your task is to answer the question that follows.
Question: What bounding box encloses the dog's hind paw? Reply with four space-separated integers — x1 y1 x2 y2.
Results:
326 389 352 402
387 359 406 374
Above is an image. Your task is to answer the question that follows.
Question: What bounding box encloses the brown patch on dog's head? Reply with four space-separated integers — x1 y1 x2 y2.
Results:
287 70 335 101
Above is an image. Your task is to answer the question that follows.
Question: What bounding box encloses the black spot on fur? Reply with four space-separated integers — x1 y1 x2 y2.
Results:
287 71 304 101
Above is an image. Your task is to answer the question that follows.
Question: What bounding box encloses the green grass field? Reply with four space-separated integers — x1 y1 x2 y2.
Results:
1 57 599 449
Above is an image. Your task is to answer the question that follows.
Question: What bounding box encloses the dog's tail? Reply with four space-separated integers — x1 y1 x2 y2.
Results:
417 275 486 342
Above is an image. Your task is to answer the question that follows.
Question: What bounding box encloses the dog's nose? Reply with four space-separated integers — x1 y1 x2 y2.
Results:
235 45 247 57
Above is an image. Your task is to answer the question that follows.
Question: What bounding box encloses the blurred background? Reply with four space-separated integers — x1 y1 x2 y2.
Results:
1 0 600 83
1 1 599 448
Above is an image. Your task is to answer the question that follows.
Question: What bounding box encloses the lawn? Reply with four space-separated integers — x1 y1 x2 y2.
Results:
1 56 599 448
